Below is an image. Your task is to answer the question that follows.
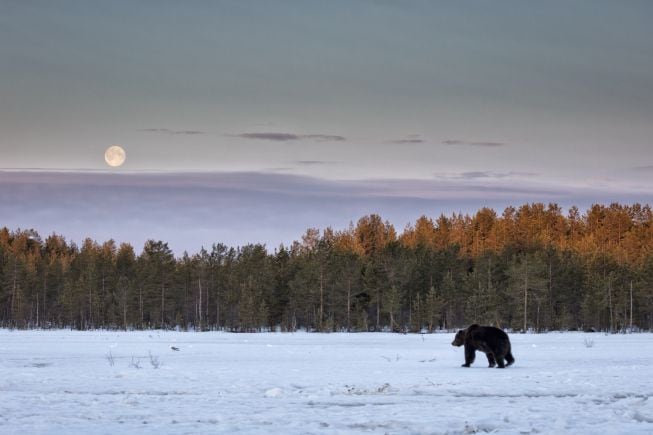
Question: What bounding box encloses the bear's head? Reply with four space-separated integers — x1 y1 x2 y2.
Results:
451 330 466 347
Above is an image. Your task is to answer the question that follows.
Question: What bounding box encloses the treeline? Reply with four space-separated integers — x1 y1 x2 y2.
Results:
2 203 653 332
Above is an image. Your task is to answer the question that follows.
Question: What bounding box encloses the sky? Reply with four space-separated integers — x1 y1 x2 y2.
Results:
1 1 652 253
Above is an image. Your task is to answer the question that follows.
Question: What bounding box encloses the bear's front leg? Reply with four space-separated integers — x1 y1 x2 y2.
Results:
486 352 496 367
463 344 476 367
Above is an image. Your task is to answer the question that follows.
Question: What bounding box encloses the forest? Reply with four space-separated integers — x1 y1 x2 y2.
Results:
1 202 653 332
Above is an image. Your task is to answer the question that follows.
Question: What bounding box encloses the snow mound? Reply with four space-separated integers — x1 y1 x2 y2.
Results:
264 387 283 398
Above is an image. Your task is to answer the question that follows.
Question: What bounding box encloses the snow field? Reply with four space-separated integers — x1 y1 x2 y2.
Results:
0 330 652 434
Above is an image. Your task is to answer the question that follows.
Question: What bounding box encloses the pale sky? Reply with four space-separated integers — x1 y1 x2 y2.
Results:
1 1 652 252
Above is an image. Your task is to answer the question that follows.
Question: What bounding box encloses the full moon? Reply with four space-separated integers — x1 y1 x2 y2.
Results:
104 145 126 167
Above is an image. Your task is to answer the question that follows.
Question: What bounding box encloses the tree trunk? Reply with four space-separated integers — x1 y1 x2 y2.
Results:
161 285 165 329
347 279 351 332
122 285 127 331
139 287 143 327
216 288 220 331
487 258 493 323
11 260 17 324
376 287 380 330
548 260 553 329
41 274 47 327
629 280 633 331
88 284 93 329
198 277 203 330
319 269 324 331
101 275 105 328
408 287 412 330
607 279 614 333
523 259 528 332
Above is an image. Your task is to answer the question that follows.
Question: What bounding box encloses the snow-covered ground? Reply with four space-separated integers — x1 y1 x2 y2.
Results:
0 330 652 434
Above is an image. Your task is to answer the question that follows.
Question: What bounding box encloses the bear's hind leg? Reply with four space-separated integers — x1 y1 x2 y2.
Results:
486 353 496 367
505 351 515 366
496 357 506 368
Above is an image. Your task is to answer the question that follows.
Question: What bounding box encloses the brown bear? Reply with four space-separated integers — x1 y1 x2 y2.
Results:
451 324 515 368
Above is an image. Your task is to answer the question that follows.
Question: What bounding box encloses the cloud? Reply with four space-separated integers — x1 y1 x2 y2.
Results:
633 165 653 171
140 128 206 135
233 132 346 142
442 139 506 147
434 171 539 180
388 134 425 144
237 132 298 141
391 139 425 144
302 134 347 142
294 160 338 166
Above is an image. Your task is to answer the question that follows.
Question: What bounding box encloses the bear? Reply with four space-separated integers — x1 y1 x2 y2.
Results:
451 324 515 368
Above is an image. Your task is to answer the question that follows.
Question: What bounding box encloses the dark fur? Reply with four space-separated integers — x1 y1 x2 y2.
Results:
451 324 515 368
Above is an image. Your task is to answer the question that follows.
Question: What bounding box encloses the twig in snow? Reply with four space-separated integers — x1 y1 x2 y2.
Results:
148 351 161 369
106 350 115 367
129 356 142 369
